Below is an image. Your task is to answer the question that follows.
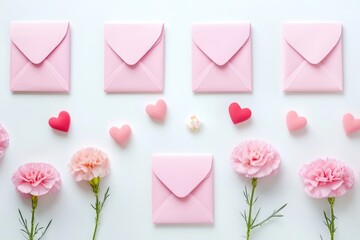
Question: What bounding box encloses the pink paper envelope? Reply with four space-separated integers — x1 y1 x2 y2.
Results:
283 23 343 92
10 22 70 92
192 23 252 93
152 154 213 224
104 23 164 93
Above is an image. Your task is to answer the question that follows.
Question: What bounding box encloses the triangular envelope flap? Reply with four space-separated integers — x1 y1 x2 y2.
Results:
105 23 164 65
284 23 342 64
11 22 70 64
192 23 251 66
153 155 213 198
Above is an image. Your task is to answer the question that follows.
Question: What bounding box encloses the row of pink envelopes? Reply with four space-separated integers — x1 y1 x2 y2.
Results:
9 22 342 93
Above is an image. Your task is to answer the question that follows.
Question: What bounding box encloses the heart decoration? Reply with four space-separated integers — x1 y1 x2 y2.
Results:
109 124 132 147
343 113 360 135
228 102 252 125
286 111 307 132
49 111 71 132
146 99 167 122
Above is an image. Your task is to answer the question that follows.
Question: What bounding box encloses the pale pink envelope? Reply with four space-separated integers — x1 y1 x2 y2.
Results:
152 154 213 224
104 23 164 93
10 22 70 92
192 23 252 93
283 23 343 92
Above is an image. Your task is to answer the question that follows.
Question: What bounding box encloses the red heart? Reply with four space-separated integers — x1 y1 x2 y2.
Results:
49 111 71 132
228 102 252 124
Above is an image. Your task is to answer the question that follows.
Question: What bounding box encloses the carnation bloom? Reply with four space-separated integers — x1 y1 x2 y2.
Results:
231 140 281 178
299 158 354 199
12 162 61 197
0 124 9 159
69 147 110 182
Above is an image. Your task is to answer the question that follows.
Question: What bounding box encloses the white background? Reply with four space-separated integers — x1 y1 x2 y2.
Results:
0 0 360 239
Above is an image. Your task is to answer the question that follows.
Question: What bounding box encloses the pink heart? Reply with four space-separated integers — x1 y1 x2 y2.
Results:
109 124 132 147
286 111 307 132
146 99 167 122
343 113 360 135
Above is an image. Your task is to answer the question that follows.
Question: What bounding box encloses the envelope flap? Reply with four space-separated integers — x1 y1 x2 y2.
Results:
11 22 70 64
192 23 250 66
153 154 212 198
283 23 342 64
105 23 164 65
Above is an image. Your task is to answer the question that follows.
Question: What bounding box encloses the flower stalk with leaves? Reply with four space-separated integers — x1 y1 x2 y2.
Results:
18 196 53 240
12 162 61 240
69 147 111 240
231 140 286 240
299 158 354 240
242 178 287 240
90 177 110 240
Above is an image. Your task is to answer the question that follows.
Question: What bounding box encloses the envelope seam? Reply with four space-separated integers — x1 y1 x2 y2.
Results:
228 62 252 91
284 61 307 91
44 61 69 91
319 65 342 90
10 62 32 90
105 62 126 91
190 194 214 222
139 62 162 90
152 194 173 223
193 62 215 91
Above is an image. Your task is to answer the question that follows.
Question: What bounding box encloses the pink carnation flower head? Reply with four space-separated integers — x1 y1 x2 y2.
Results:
0 124 9 159
12 162 61 198
69 147 110 182
299 158 354 199
231 140 281 178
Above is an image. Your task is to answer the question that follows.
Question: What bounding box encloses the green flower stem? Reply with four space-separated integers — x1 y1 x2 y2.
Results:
328 197 336 240
90 177 110 240
93 190 100 240
30 196 38 240
241 178 286 240
18 196 52 240
246 178 257 240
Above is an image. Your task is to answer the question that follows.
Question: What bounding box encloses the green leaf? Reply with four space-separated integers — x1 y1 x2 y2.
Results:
18 209 30 237
101 187 111 210
251 203 287 229
251 208 261 226
37 219 52 240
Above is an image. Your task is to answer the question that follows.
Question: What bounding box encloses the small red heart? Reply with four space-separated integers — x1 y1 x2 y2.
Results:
49 111 71 132
228 102 252 124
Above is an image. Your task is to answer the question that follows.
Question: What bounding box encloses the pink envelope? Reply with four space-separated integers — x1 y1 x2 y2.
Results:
192 23 252 93
152 154 213 224
283 23 343 92
10 22 70 92
104 23 164 93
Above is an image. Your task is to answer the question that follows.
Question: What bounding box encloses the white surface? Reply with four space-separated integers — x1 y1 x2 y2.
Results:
0 0 360 239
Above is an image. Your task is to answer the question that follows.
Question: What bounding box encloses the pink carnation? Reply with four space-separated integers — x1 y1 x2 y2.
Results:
299 158 354 199
0 124 9 159
12 162 61 197
231 140 281 178
69 147 110 182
